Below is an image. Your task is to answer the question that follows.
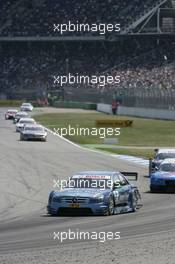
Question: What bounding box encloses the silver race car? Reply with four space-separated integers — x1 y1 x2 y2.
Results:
13 111 29 124
16 118 36 132
20 102 33 112
20 124 47 141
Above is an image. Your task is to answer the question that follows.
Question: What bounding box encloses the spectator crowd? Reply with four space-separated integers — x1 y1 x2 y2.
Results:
0 37 175 102
0 0 164 36
0 0 174 108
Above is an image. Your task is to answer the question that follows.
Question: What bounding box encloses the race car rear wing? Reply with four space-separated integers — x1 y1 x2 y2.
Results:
120 172 138 181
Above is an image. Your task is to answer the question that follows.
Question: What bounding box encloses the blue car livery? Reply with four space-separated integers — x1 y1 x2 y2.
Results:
150 149 175 174
150 158 175 192
47 171 141 216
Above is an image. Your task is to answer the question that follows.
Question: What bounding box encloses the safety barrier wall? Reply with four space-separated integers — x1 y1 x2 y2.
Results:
53 101 97 110
97 103 175 120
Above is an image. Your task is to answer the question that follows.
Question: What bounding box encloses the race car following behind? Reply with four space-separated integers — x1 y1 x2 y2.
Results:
5 109 18 120
150 158 175 192
47 171 141 216
20 102 33 112
20 124 47 141
149 148 175 175
16 118 36 132
13 111 29 124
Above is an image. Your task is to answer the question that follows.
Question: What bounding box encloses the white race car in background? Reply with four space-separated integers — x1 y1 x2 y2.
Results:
20 103 33 112
20 124 47 141
16 118 36 132
13 111 29 124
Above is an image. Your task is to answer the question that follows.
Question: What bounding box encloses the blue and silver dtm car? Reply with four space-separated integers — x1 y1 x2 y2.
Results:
149 148 175 174
150 158 175 192
47 171 141 216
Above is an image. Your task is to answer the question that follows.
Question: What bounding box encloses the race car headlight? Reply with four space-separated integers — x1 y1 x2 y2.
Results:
52 196 62 203
89 195 104 203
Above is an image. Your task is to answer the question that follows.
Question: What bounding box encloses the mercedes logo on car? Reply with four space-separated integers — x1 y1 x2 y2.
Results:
72 197 78 203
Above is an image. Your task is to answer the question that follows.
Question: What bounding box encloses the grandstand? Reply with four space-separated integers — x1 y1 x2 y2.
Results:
0 0 175 109
0 0 171 37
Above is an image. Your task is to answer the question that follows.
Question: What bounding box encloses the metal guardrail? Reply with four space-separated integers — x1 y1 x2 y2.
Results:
4 85 175 110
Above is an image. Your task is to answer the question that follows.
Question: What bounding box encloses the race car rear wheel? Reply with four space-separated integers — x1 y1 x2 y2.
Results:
130 192 138 212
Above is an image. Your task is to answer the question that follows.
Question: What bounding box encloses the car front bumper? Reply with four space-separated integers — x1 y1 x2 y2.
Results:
23 134 46 141
151 178 175 189
5 115 14 119
47 202 109 216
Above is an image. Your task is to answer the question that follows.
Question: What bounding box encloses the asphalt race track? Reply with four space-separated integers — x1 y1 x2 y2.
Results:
0 108 175 264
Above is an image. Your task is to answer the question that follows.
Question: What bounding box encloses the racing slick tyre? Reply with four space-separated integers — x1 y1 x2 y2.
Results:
130 193 138 212
105 197 114 216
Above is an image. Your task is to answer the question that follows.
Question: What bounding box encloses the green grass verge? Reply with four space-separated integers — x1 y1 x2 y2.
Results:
96 148 152 159
34 112 175 147
0 100 23 107
0 100 44 107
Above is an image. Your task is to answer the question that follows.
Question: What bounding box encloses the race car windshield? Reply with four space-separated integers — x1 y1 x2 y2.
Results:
160 163 175 172
156 153 175 160
22 103 31 106
20 120 34 124
66 178 112 189
24 127 44 131
17 114 27 118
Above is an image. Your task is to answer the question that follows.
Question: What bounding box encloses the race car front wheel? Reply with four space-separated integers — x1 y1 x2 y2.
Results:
105 197 114 216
